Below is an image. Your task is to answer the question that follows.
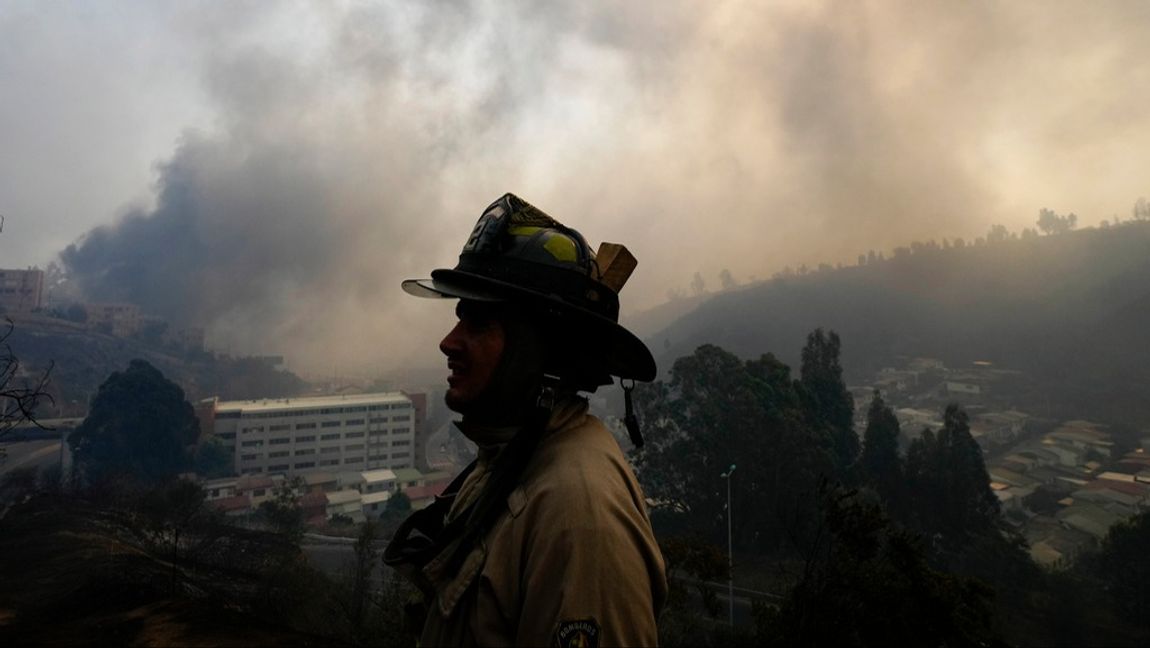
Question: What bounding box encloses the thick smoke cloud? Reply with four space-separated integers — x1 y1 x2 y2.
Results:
51 1 1150 375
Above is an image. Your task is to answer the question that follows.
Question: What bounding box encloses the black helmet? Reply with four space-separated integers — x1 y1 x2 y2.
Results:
402 193 656 382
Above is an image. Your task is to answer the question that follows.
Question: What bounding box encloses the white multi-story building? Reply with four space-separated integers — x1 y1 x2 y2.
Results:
210 392 416 477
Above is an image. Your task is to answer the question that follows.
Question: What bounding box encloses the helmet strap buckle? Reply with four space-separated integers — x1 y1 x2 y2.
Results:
535 374 561 411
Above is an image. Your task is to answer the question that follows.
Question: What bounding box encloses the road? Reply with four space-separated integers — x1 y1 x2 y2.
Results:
0 439 65 477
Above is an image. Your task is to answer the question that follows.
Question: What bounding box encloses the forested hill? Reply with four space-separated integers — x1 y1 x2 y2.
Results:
649 221 1150 424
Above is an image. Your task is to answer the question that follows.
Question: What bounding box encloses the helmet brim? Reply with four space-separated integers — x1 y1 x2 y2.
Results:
402 270 656 382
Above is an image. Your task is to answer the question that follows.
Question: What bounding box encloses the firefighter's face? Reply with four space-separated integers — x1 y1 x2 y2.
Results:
440 300 506 414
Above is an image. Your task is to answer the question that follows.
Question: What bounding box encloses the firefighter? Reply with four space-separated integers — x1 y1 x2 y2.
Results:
384 193 667 646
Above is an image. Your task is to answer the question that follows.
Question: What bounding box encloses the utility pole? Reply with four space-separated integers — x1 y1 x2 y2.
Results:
720 463 736 627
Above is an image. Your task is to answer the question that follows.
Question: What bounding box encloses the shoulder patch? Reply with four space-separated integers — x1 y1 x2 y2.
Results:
554 617 600 648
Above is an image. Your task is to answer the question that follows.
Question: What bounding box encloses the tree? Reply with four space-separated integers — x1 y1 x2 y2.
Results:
69 359 199 486
349 521 379 630
0 320 53 445
718 268 737 290
135 478 219 593
904 405 1000 545
260 476 305 542
634 343 830 554
1094 511 1150 629
799 329 857 473
1134 197 1150 221
379 490 411 535
987 224 1009 243
1037 208 1077 235
193 436 233 478
690 271 706 295
760 484 996 646
859 390 902 507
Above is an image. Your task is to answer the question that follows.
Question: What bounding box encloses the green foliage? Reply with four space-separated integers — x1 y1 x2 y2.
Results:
69 359 199 486
859 390 902 507
259 476 305 543
904 405 1002 548
193 436 233 478
661 535 729 619
379 491 412 535
635 343 832 554
799 329 857 472
759 484 997 647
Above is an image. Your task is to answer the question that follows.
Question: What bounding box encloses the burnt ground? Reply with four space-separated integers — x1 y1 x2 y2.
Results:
0 494 346 646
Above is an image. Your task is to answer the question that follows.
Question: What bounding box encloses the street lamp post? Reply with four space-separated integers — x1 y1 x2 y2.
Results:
720 463 736 627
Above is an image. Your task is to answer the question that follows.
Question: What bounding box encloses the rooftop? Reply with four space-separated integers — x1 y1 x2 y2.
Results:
216 391 410 414
361 468 398 483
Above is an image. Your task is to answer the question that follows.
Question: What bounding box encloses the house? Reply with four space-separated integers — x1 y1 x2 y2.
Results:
326 489 365 523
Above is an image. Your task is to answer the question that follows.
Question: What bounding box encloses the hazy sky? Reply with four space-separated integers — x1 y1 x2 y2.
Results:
2 1 1148 375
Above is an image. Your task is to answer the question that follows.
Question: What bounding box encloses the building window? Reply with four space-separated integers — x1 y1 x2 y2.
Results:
294 461 315 469
294 448 316 456
321 446 340 454
345 419 365 426
319 458 340 467
321 420 341 428
392 427 411 435
250 467 264 473
344 457 363 464
217 432 236 440
369 430 386 437
269 451 289 458
296 422 316 430
391 440 411 447
241 440 263 448
392 415 411 422
270 437 290 445
345 431 365 439
269 464 289 472
392 452 411 459
369 417 387 424
390 403 410 410
345 444 364 451
253 488 266 497
321 433 340 441
295 435 316 443
269 424 290 432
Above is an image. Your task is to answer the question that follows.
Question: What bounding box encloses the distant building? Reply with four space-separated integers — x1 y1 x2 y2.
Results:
0 268 44 313
209 392 416 478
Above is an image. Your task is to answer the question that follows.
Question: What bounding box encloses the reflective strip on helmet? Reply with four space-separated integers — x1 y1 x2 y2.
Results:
542 233 579 262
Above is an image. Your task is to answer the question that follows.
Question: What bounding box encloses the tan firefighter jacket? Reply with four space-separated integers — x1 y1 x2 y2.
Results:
390 397 667 647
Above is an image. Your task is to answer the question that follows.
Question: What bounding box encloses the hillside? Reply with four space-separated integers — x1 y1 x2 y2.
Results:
4 315 307 417
0 495 337 646
649 222 1150 425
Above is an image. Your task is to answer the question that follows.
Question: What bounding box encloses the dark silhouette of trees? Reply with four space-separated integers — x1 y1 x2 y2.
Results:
68 359 199 486
634 343 830 553
1094 511 1150 629
193 436 233 478
760 484 996 647
1037 207 1077 235
904 405 1001 546
1133 197 1149 221
0 320 53 445
859 390 902 507
799 329 857 472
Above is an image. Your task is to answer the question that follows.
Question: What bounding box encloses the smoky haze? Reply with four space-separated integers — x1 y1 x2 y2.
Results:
32 1 1150 375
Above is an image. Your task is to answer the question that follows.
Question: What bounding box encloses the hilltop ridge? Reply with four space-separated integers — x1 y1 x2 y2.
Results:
648 222 1150 424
